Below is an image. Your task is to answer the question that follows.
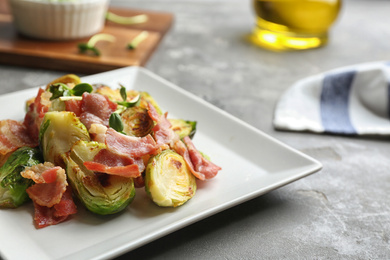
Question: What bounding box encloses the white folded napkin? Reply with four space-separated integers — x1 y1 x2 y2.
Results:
273 61 390 135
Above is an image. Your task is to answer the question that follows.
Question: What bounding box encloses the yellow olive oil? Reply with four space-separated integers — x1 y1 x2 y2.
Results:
249 0 342 51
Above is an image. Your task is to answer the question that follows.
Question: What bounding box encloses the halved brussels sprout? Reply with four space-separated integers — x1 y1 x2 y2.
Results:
94 85 123 101
145 149 196 207
169 119 197 139
64 141 135 215
139 91 163 115
45 74 81 90
120 106 154 137
40 111 90 166
0 147 42 208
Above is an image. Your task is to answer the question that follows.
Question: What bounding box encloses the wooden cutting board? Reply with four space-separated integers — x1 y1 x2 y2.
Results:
0 2 173 74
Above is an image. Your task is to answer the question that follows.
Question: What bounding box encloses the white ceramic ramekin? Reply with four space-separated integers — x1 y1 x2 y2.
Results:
8 0 110 40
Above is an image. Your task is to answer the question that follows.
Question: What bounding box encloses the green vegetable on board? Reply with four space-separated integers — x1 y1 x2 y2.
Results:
78 33 116 56
106 12 148 25
127 31 149 50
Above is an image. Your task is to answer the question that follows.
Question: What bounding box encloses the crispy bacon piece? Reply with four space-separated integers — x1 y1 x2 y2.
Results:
21 162 67 207
64 99 82 116
84 161 140 177
174 137 221 180
82 128 158 178
105 128 158 158
79 93 117 129
21 162 77 228
183 136 221 179
23 88 51 143
33 187 77 229
133 175 145 188
147 103 178 147
0 119 37 156
63 93 117 129
84 148 141 177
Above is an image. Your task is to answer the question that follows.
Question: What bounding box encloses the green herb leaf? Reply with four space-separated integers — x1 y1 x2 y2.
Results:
109 113 125 134
119 85 127 101
72 83 93 96
115 94 140 108
49 83 72 100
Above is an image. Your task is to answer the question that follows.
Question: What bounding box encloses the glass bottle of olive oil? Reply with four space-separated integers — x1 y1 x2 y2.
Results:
249 0 342 51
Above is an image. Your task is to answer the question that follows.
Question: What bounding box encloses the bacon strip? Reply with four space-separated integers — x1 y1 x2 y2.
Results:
79 93 117 129
0 120 37 155
83 161 140 177
21 162 68 207
183 136 221 179
64 99 82 116
174 137 222 180
21 162 77 228
83 146 146 177
147 103 177 146
33 187 77 229
23 88 51 143
105 128 158 158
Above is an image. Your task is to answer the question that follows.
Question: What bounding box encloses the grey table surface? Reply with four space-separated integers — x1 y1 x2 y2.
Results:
1 0 390 259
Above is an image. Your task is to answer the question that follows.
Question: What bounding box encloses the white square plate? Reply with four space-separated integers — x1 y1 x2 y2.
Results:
0 67 322 260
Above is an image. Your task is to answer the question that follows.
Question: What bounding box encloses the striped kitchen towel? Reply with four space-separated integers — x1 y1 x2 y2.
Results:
273 61 390 135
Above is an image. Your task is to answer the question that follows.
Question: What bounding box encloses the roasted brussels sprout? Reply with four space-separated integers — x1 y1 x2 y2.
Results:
94 85 123 101
40 111 90 166
120 106 154 137
145 150 196 207
169 119 197 139
64 141 136 215
0 147 42 208
139 91 163 115
45 74 81 90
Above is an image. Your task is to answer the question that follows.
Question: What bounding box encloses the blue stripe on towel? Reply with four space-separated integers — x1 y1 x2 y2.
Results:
387 63 390 118
388 82 390 118
320 70 357 134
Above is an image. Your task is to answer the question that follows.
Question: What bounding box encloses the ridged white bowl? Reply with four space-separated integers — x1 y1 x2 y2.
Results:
8 0 109 40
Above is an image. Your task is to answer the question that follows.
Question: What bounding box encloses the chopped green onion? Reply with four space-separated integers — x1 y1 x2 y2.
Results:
127 31 149 50
106 12 148 25
59 96 83 101
78 33 116 56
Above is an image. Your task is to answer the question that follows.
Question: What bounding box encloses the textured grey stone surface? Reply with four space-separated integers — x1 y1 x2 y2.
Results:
1 0 390 259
